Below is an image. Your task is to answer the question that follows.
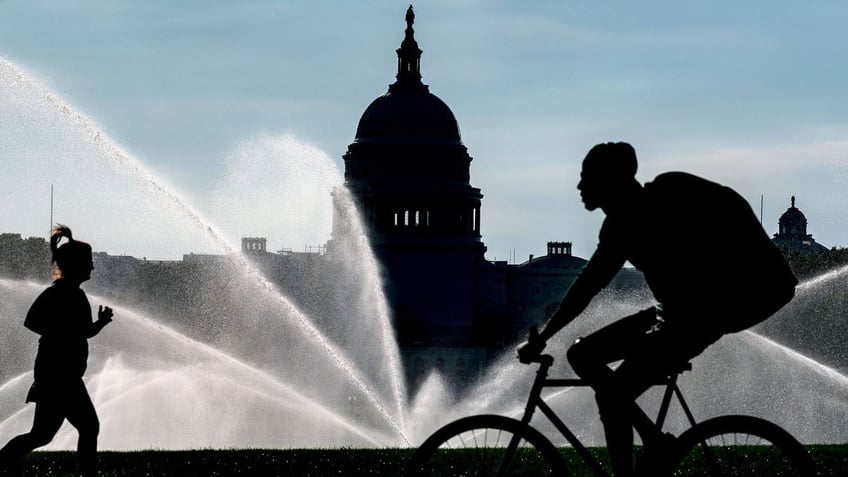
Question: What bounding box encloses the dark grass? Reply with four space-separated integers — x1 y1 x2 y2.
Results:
15 449 415 477
10 445 846 476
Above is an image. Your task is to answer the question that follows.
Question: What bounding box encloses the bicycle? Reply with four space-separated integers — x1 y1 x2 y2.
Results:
406 353 815 476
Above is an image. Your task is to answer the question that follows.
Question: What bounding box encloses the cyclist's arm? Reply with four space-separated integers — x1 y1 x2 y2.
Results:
539 240 626 343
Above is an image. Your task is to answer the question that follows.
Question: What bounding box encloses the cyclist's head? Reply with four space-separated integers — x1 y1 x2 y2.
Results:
582 142 637 181
578 142 639 212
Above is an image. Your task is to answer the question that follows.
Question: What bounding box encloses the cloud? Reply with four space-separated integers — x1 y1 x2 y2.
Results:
644 140 848 200
656 140 848 247
207 133 343 254
474 138 848 261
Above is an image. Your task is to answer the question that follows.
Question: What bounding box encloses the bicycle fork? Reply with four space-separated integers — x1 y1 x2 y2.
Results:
494 362 553 477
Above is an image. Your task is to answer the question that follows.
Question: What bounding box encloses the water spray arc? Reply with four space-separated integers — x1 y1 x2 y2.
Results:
1 57 410 445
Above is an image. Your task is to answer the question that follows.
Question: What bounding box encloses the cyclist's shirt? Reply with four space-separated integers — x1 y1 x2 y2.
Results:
571 172 797 332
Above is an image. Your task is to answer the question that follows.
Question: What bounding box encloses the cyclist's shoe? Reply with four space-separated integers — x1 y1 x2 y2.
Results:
635 433 678 477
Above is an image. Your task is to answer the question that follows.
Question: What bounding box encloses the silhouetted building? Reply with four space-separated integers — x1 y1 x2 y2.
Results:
335 7 485 347
331 7 590 389
772 196 828 256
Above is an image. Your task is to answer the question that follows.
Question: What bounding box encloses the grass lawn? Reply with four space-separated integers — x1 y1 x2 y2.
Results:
11 445 846 476
18 449 413 477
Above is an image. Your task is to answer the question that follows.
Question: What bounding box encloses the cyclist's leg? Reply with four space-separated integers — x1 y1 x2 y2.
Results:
567 309 723 477
610 320 722 475
566 307 659 378
566 308 660 477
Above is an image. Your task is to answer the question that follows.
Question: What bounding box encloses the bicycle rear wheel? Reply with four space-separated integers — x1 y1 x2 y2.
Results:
668 415 815 477
406 414 569 477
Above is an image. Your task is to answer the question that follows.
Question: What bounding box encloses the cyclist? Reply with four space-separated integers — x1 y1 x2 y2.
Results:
518 142 797 477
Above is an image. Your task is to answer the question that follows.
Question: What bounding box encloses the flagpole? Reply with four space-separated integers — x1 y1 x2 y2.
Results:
760 194 764 225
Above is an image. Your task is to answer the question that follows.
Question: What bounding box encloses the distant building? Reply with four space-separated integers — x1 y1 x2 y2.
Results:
242 237 267 254
772 196 828 256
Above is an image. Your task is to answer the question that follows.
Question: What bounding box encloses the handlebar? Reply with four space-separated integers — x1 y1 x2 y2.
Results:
517 325 553 366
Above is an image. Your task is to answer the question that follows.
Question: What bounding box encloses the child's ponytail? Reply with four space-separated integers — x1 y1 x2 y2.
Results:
50 224 74 261
50 225 91 279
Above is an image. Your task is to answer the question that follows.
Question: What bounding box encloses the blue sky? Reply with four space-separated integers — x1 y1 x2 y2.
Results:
1 1 846 261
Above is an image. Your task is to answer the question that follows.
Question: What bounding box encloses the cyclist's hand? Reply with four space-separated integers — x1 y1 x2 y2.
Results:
517 326 546 364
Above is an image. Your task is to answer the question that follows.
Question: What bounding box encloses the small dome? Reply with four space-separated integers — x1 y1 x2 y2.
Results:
779 207 806 226
778 196 807 236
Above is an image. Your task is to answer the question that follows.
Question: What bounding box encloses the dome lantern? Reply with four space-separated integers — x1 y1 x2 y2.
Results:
394 5 423 90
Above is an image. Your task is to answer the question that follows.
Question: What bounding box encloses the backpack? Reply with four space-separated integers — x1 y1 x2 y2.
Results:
643 172 797 332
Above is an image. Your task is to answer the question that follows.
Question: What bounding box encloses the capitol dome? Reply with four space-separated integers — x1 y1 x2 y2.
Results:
355 89 461 142
353 5 461 143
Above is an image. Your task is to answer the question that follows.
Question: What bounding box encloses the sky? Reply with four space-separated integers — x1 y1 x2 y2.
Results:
1 1 847 262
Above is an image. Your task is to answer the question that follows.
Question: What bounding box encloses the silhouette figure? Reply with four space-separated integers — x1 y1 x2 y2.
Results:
0 225 113 477
518 142 797 477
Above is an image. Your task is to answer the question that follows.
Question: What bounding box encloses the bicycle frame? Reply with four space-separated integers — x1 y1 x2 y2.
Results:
509 355 701 477
408 353 814 477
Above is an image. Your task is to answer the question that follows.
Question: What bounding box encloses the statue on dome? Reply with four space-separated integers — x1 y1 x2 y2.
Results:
406 5 415 28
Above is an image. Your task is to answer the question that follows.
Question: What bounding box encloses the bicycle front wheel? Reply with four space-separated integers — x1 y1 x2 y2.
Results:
406 414 569 477
668 415 815 477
